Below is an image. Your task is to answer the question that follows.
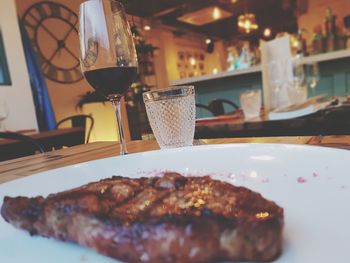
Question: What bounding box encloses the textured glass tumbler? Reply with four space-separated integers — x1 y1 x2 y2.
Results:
240 89 262 120
143 86 195 149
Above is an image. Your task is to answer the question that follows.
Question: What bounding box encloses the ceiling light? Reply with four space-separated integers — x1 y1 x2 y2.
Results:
264 28 271 37
231 0 238 3
205 38 212 44
143 25 151 31
238 13 258 34
212 7 221 19
177 6 232 26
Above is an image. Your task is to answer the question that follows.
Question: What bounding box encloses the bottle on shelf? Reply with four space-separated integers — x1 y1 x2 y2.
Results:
296 29 308 57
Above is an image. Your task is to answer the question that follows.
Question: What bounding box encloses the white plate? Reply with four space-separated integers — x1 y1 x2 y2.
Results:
0 144 349 263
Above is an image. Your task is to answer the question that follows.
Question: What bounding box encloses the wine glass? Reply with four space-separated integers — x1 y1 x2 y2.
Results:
292 58 305 88
288 58 307 104
79 0 138 155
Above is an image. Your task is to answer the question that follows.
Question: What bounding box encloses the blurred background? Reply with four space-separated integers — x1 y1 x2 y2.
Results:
0 0 349 143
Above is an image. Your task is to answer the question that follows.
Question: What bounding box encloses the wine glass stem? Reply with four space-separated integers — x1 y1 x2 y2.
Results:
110 96 128 155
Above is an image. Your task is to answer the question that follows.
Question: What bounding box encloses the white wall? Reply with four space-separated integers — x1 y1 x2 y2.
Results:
0 0 38 131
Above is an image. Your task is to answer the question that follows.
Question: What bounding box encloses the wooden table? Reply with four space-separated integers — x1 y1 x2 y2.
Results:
0 127 85 161
1 135 350 184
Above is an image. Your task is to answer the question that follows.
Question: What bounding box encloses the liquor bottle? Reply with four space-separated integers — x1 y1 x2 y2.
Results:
324 7 336 51
296 29 307 56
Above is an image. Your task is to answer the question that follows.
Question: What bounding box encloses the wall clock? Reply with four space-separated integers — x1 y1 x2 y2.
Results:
22 1 83 84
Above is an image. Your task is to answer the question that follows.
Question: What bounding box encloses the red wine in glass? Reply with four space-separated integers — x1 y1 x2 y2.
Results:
79 0 138 155
83 67 138 97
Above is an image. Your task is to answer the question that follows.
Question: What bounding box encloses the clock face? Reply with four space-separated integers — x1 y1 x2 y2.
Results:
22 1 83 84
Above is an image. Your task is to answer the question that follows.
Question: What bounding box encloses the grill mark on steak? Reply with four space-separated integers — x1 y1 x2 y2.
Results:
1 172 284 263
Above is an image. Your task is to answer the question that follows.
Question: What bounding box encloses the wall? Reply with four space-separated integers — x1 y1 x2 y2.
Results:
140 26 170 90
139 23 225 87
0 0 38 131
298 0 350 48
15 0 90 128
159 29 225 83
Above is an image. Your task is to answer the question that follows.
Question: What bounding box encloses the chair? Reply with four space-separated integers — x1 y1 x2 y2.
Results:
55 114 94 143
0 132 45 161
208 99 239 116
196 103 215 117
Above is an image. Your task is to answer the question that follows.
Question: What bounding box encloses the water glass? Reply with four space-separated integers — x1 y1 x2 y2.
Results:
240 89 262 120
143 86 195 149
287 83 308 105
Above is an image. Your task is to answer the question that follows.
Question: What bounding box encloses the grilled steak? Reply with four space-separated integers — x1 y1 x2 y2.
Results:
1 172 283 263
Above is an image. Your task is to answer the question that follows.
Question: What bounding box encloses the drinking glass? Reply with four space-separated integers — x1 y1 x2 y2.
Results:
288 59 307 104
143 86 195 149
79 0 138 155
240 90 262 120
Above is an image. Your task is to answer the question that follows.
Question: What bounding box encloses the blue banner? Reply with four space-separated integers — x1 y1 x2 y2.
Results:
19 19 56 131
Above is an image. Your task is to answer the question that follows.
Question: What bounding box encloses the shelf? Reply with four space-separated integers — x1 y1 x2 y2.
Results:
300 49 350 64
170 49 350 86
170 65 261 86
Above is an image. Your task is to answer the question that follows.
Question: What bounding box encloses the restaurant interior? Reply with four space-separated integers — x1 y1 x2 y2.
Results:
1 0 350 262
1 0 350 155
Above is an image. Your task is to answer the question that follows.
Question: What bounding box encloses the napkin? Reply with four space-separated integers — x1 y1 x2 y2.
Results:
260 36 293 111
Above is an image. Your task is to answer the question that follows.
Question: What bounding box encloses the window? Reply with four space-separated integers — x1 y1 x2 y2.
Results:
0 28 11 85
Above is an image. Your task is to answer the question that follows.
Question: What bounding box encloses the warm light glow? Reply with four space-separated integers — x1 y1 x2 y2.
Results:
238 13 258 34
212 68 218 74
190 57 196 66
293 39 299 48
231 0 238 3
264 28 272 37
256 212 270 219
212 7 221 19
143 25 151 31
205 38 212 44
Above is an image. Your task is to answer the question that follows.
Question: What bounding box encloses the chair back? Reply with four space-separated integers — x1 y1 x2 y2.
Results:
55 114 94 143
208 99 239 116
196 104 215 118
0 132 44 161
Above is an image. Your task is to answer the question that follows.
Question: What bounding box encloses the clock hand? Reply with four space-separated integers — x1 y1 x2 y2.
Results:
61 21 78 43
28 12 60 43
42 45 61 72
44 21 78 69
63 46 79 63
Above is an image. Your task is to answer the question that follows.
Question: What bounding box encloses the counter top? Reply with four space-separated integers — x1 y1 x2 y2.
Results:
170 49 350 86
